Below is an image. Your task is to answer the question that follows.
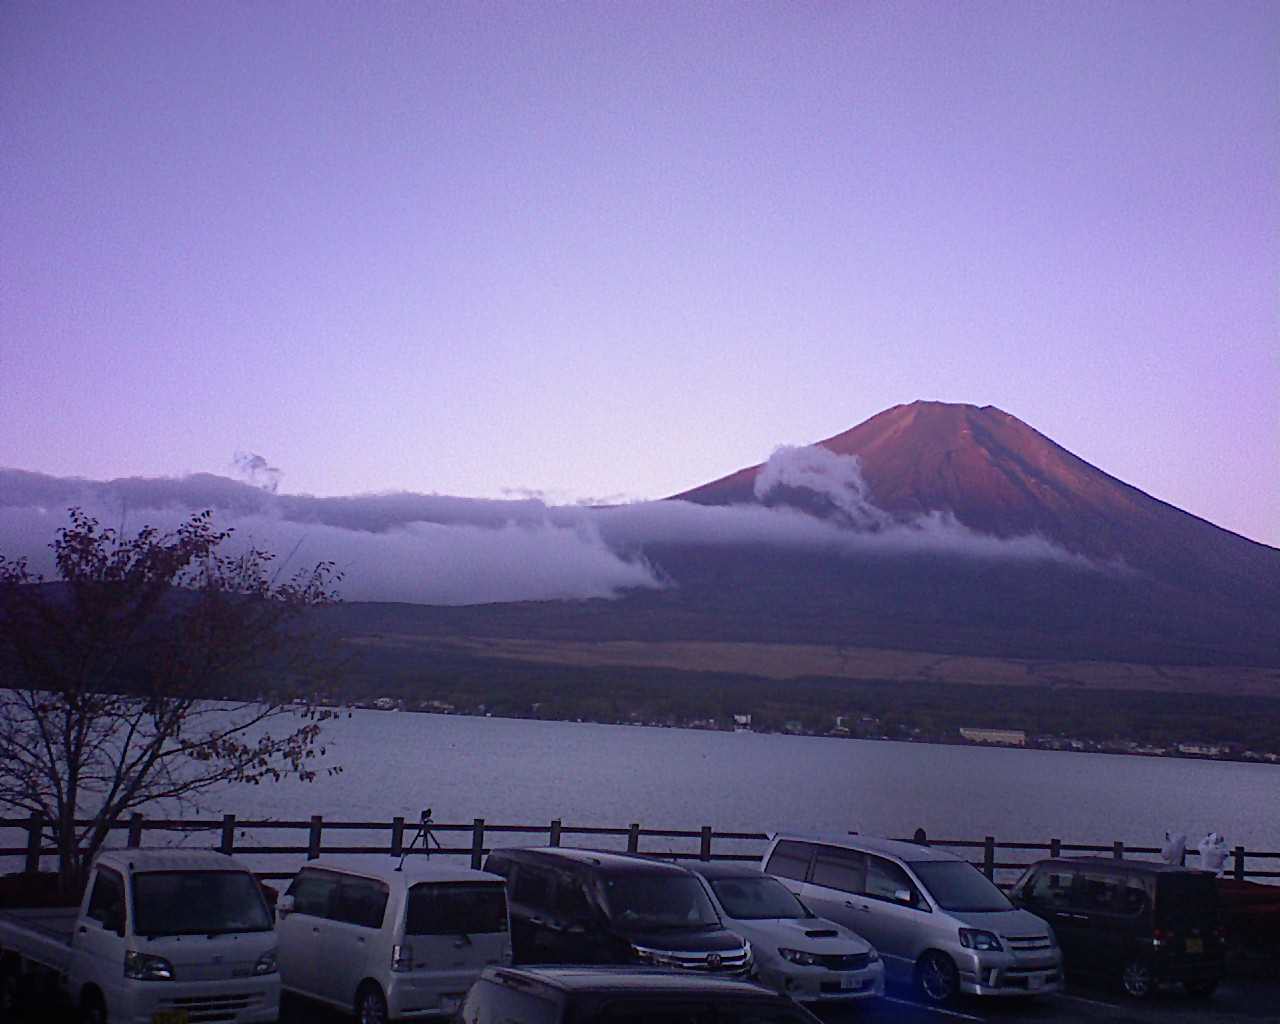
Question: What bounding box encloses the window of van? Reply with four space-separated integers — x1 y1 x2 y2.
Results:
1026 867 1076 910
764 841 812 882
288 869 339 918
865 855 924 907
86 868 125 927
908 861 1011 913
810 847 866 894
336 876 389 929
512 864 556 908
407 882 508 935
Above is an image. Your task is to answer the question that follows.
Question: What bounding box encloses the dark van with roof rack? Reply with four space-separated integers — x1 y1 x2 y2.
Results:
1011 858 1225 998
482 848 752 976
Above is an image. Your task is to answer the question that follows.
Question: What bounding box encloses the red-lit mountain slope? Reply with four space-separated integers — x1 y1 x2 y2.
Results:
675 401 1279 599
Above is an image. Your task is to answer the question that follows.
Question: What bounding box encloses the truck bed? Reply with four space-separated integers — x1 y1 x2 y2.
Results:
0 907 77 972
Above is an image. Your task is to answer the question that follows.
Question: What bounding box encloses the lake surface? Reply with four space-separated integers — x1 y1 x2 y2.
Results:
8 710 1277 874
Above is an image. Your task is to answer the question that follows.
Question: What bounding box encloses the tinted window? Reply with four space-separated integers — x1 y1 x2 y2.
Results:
764 841 812 882
865 855 923 906
336 876 390 929
1026 867 1076 910
86 869 125 927
288 869 340 919
908 861 1012 912
512 864 556 908
134 871 273 936
1076 871 1149 915
554 876 592 922
601 874 720 929
711 876 811 920
810 847 866 894
407 882 508 935
1156 874 1219 928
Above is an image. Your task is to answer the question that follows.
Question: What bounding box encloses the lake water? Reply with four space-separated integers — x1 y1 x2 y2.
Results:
8 710 1277 876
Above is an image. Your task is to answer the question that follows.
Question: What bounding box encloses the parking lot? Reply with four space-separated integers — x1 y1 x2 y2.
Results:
266 974 1280 1024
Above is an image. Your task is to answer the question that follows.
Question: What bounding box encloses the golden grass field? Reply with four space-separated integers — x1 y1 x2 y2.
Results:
347 634 1280 697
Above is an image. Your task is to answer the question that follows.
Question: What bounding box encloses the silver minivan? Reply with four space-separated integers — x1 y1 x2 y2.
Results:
761 835 1062 1005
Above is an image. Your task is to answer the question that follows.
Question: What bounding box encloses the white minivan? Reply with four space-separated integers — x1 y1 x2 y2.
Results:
276 859 512 1023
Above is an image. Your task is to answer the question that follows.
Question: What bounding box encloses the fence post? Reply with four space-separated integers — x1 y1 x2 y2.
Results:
390 817 405 857
25 811 42 873
1049 837 1061 858
219 814 236 855
1113 841 1124 860
1233 846 1246 882
308 816 323 860
127 813 143 848
982 836 995 879
700 826 713 861
627 823 640 854
471 819 485 869
549 819 562 847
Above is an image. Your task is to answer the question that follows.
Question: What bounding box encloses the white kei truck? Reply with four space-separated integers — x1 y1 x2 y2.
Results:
0 848 280 1024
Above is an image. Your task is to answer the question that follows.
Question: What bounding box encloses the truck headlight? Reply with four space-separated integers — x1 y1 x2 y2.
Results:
124 951 174 980
254 949 278 975
958 928 1003 952
778 948 820 966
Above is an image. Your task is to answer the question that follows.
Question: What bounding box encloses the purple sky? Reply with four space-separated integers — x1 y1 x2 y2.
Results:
3 2 1276 546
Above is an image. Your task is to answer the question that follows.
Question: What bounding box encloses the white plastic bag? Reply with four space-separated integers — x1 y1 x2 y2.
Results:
1197 832 1228 875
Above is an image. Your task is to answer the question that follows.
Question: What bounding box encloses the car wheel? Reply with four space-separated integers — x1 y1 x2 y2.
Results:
916 951 960 1005
1184 978 1219 998
1120 959 1155 999
81 989 108 1024
355 982 389 1024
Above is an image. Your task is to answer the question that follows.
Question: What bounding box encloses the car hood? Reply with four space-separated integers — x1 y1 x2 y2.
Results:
725 917 872 954
136 929 276 981
616 924 746 952
949 907 1052 937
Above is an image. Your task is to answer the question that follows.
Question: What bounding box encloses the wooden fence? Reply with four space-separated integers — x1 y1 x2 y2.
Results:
4 813 1279 884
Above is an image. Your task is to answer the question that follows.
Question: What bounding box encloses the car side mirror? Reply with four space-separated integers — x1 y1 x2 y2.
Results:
277 895 295 919
893 889 913 905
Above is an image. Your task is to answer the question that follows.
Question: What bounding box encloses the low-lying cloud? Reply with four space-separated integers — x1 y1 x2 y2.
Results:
0 449 1095 606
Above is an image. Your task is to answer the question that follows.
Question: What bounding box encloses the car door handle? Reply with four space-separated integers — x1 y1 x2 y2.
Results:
843 900 870 912
312 926 320 933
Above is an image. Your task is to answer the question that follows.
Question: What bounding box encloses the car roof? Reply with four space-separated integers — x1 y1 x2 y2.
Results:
96 848 253 874
485 965 786 998
487 847 692 876
302 856 504 886
1033 857 1212 877
686 861 772 881
772 833 959 863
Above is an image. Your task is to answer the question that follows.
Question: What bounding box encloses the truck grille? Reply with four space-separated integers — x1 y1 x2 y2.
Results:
156 992 263 1022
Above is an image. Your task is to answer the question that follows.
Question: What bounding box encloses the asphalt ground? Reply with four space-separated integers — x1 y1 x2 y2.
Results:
10 976 1280 1023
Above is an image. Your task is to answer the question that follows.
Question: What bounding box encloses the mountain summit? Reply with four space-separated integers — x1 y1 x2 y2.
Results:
675 401 1279 600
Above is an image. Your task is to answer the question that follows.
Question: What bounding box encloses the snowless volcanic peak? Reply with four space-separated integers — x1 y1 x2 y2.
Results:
674 401 1280 593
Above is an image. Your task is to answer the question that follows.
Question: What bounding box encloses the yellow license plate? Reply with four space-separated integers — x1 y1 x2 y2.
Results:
1185 937 1204 955
152 1011 188 1024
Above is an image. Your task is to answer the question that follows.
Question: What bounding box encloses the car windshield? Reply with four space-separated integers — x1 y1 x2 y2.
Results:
133 871 273 937
602 875 721 930
406 882 509 935
710 876 812 920
908 861 1012 912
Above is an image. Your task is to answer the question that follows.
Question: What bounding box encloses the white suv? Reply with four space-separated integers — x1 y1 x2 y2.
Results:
761 834 1062 1005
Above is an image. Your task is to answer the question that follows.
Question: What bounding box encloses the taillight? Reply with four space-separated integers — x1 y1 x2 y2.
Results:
1151 928 1169 947
392 943 414 972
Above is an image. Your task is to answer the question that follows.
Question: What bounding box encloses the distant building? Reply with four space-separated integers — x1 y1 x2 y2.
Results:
1177 742 1223 756
733 713 753 731
959 727 1026 747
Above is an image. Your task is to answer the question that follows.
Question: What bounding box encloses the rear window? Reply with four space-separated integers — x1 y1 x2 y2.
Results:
407 882 508 935
1156 874 1219 927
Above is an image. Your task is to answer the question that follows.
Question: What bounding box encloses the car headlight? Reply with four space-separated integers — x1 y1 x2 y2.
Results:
778 948 821 966
124 951 174 981
958 928 1003 952
254 949 279 975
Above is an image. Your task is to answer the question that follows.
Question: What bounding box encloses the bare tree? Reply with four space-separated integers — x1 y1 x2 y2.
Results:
0 508 343 892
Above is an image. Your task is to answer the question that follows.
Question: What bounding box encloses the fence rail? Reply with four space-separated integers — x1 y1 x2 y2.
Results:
4 814 1278 884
